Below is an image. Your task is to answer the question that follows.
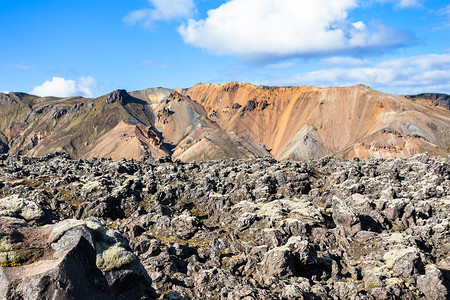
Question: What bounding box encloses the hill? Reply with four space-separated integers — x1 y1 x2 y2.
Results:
0 83 449 161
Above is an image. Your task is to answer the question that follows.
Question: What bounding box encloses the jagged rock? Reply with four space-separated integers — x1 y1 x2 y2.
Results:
331 282 359 300
193 268 241 296
50 108 67 120
0 195 44 221
133 235 162 256
236 212 257 231
332 197 361 235
417 265 448 300
258 239 317 283
105 89 131 105
390 250 424 284
282 284 307 300
171 211 202 239
0 154 448 298
0 218 156 299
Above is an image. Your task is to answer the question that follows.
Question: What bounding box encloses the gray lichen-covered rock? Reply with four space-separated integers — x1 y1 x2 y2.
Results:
417 265 448 300
171 211 202 239
0 195 44 221
260 246 298 278
0 153 448 299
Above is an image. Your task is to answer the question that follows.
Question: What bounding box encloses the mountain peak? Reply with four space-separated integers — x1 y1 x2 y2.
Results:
0 83 448 161
105 89 131 105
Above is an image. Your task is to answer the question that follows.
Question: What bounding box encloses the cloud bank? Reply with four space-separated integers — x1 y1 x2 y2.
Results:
265 54 450 94
320 57 371 66
124 0 195 27
31 76 97 98
178 0 413 61
397 0 422 8
375 0 423 9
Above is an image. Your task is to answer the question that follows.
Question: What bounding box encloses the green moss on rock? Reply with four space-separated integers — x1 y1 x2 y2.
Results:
0 194 44 221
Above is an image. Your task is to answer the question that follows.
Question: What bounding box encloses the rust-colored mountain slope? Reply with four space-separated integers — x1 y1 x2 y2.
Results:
0 82 448 161
180 82 450 159
82 121 171 160
132 90 269 161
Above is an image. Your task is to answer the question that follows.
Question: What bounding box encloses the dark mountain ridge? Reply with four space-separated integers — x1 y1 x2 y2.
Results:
405 93 450 109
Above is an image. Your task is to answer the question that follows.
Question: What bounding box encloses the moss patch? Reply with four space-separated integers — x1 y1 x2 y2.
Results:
95 243 135 272
0 248 44 266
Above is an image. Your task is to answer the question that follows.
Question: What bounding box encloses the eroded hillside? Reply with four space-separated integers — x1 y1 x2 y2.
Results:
182 82 450 160
0 83 449 161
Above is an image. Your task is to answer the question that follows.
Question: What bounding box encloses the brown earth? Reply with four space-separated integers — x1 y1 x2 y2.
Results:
180 82 450 160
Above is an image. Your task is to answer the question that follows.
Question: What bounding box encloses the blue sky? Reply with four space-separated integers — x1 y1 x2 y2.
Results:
1 0 449 97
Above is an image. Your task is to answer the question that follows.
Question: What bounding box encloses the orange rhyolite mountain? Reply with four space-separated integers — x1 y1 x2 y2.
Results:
180 82 449 160
0 82 448 161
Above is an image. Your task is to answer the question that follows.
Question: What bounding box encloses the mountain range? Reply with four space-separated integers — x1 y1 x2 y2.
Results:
0 82 449 161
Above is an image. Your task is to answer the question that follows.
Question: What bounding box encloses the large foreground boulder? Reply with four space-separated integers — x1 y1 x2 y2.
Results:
0 217 156 299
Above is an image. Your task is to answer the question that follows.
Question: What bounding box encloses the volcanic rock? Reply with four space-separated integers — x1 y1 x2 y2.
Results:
0 217 155 299
105 89 132 105
406 93 450 109
0 152 448 299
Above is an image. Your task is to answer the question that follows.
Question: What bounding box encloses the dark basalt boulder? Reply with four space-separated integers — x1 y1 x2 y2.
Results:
0 217 156 299
231 103 242 109
0 142 9 154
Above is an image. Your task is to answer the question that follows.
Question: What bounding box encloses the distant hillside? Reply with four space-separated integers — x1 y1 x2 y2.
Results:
405 93 450 109
0 83 449 161
181 82 450 160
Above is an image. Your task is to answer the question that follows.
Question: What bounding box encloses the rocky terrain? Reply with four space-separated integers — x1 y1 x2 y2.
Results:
405 94 450 110
0 152 448 299
1 83 449 161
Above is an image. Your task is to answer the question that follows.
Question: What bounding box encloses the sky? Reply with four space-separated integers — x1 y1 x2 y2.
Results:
1 0 449 97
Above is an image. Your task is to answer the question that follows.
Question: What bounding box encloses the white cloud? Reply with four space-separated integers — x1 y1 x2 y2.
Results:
31 76 97 98
76 77 97 97
374 0 422 8
264 54 450 94
398 0 422 8
434 5 450 29
178 0 413 61
439 5 450 16
124 0 194 27
320 57 371 66
267 62 296 69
